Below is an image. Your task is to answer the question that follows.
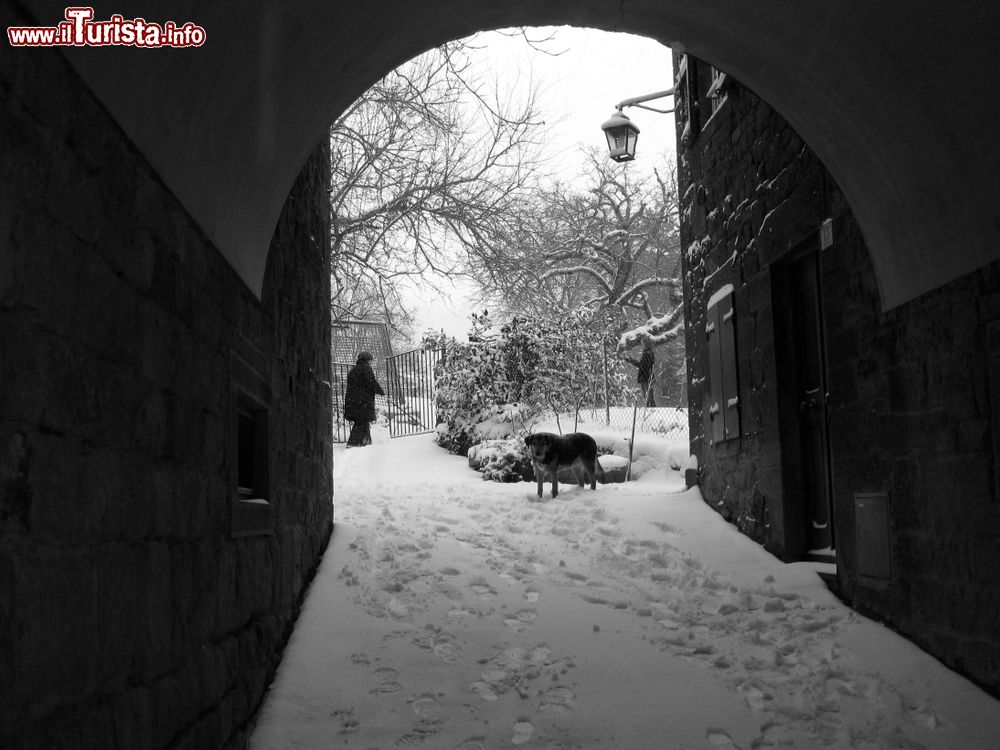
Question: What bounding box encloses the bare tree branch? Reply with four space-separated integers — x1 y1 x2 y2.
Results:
329 39 549 343
467 146 684 357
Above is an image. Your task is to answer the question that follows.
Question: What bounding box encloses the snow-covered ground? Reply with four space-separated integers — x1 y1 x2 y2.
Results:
249 435 1000 750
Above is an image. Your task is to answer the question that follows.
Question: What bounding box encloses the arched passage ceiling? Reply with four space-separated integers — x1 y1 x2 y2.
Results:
24 0 1000 310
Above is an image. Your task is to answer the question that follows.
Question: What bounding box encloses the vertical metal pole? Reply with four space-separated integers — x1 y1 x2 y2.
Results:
414 350 420 433
425 350 432 431
591 358 599 423
387 355 394 438
421 350 429 431
626 396 639 482
602 343 611 426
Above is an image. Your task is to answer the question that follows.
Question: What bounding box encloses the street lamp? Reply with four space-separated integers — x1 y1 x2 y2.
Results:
600 88 675 163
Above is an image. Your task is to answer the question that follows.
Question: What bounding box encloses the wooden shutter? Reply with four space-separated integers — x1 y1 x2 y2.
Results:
705 289 740 444
718 292 740 440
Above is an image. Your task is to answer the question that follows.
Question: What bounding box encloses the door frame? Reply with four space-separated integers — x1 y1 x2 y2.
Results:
772 237 836 561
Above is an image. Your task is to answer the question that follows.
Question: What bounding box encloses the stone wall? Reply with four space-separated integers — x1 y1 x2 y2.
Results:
0 30 333 750
677 62 831 559
676 55 1000 695
823 213 1000 694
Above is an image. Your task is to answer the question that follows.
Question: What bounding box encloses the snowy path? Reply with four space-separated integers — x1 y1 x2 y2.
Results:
250 436 1000 750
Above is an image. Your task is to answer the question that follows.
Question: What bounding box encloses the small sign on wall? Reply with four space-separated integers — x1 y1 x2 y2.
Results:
820 218 834 250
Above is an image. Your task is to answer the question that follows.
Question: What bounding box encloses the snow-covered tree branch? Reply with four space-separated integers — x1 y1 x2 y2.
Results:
468 148 684 358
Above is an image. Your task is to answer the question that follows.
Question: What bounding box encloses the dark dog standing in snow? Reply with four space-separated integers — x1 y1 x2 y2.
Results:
524 432 604 500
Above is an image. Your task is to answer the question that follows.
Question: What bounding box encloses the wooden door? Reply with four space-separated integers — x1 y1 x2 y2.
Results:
790 252 834 554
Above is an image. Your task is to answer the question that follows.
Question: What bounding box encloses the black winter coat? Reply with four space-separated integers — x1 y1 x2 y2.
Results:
343 361 384 422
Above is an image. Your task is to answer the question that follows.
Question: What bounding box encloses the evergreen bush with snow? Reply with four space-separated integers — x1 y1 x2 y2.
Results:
426 312 630 464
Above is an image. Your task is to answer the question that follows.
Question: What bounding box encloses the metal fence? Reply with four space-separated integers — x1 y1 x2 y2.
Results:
331 362 352 443
332 348 685 443
555 348 687 440
568 402 689 441
580 379 689 439
385 347 443 438
543 381 688 442
332 348 443 442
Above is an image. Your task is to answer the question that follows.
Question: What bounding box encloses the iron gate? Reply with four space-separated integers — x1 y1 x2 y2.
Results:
331 362 352 443
385 347 443 438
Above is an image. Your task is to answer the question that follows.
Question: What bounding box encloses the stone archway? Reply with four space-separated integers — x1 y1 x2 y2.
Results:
25 0 1000 308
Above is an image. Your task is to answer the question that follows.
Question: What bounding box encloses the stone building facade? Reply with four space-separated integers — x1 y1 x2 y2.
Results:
1 39 334 749
675 53 1000 696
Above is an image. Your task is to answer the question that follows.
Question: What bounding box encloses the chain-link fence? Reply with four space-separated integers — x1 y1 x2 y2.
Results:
551 398 689 442
554 353 689 441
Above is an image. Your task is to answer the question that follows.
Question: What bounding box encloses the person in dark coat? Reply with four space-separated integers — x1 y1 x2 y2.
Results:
626 336 657 407
343 351 384 447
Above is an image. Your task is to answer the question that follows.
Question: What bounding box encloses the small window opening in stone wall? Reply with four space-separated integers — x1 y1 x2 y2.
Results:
677 54 731 146
676 54 697 145
231 350 273 537
705 67 730 119
236 397 268 500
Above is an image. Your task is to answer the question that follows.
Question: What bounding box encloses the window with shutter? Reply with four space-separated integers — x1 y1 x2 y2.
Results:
677 54 731 146
705 286 740 444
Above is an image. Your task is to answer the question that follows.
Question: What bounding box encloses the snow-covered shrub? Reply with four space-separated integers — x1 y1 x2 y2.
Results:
468 436 532 483
427 312 624 460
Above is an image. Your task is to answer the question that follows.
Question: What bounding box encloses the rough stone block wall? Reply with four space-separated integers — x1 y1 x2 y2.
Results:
677 67 828 559
1 29 333 750
822 210 1000 695
676 54 1000 695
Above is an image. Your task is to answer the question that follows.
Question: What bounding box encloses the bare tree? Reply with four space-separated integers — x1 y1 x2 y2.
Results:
471 148 684 355
328 39 549 343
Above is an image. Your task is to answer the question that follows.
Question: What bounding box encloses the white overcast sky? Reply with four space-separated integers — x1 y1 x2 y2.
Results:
482 27 676 181
408 27 676 342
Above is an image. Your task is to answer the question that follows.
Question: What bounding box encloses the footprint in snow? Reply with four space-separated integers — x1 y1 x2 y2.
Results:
332 708 360 734
510 720 535 745
652 522 681 534
539 685 577 714
512 562 535 579
433 580 464 600
469 679 500 702
394 732 424 746
494 644 552 671
706 728 742 748
433 638 463 663
469 579 497 599
737 683 767 712
446 607 476 623
412 631 463 663
371 666 402 694
410 694 441 719
503 608 538 631
904 701 949 731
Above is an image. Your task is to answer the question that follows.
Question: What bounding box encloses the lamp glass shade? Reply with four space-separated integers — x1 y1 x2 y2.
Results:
601 111 639 162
